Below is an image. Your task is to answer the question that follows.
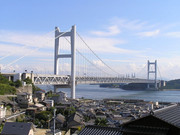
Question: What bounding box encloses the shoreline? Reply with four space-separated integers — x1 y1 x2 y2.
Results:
161 89 180 91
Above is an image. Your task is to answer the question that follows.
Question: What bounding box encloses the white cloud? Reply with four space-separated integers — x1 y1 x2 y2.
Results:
78 37 138 54
91 25 121 36
92 60 105 67
0 30 72 65
110 18 155 31
137 29 160 37
90 18 155 37
0 43 53 58
0 30 54 48
165 32 180 38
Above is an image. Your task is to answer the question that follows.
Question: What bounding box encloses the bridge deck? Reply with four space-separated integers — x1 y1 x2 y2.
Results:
33 74 156 85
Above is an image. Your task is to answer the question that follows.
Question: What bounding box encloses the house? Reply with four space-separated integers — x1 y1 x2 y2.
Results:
121 114 180 135
33 103 46 111
121 104 180 135
34 91 45 102
52 91 68 104
17 92 33 108
67 112 84 129
78 125 123 135
50 113 66 129
95 111 106 119
1 122 35 135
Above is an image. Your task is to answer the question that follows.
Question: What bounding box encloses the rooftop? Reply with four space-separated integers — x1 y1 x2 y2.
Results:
78 125 122 135
154 104 180 128
1 122 34 135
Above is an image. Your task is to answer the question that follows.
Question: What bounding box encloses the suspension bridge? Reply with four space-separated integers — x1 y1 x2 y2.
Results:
0 25 162 99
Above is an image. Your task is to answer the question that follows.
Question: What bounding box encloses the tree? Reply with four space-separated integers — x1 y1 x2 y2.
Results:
35 111 53 128
0 83 16 95
14 80 22 88
56 106 76 118
0 74 10 84
23 77 32 84
95 118 108 127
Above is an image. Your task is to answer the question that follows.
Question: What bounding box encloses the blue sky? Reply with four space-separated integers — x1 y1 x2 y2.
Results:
1 0 180 79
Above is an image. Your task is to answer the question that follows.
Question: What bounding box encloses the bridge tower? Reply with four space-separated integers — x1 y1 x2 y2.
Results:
54 25 76 99
147 60 157 89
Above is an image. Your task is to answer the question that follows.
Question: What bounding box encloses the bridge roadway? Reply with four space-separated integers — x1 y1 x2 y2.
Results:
33 74 156 85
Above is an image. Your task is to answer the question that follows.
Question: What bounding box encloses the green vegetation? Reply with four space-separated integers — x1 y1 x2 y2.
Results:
57 106 76 118
94 118 108 126
0 74 10 85
0 74 22 88
100 83 120 88
0 83 16 95
161 79 180 89
23 77 32 84
0 74 25 95
14 80 22 88
84 116 91 122
46 90 59 97
0 123 4 133
16 114 26 122
35 110 53 128
121 83 148 90
0 74 42 95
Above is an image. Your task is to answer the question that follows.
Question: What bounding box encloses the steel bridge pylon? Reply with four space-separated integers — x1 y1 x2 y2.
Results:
54 25 76 99
147 60 157 89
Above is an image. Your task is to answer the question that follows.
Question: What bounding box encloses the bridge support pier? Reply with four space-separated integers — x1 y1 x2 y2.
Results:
54 25 76 99
54 85 57 93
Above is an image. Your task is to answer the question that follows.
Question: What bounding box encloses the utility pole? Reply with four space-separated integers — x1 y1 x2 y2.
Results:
53 108 56 135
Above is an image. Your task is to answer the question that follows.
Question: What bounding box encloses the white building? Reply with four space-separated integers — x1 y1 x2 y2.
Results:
44 100 54 108
0 103 6 118
57 91 67 102
146 102 154 110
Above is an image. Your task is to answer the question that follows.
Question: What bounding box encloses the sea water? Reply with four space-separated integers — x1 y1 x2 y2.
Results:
37 84 180 103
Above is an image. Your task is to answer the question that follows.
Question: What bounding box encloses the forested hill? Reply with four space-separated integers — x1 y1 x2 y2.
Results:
99 83 148 90
161 79 180 89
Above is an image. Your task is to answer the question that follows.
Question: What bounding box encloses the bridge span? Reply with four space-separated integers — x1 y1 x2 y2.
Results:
0 25 163 99
32 74 156 85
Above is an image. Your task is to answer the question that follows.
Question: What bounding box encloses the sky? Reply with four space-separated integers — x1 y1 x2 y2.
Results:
1 0 180 80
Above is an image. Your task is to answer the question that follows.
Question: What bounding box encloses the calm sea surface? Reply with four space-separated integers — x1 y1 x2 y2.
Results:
37 84 180 103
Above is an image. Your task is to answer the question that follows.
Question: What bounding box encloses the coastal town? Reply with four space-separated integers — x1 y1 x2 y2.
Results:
2 0 180 134
0 73 179 135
